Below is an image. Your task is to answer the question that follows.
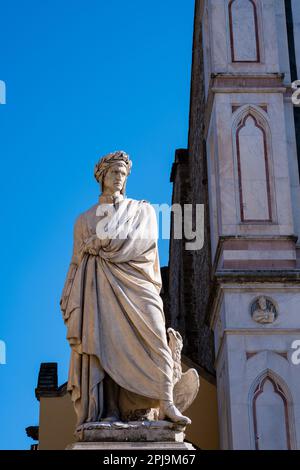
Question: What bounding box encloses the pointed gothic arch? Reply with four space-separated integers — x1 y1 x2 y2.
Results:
233 106 273 223
229 0 260 63
250 370 295 450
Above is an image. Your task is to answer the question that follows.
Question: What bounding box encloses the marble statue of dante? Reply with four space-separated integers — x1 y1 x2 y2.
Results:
60 151 195 427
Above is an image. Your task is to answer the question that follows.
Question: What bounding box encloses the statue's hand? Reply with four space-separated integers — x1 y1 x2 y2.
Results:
81 235 103 256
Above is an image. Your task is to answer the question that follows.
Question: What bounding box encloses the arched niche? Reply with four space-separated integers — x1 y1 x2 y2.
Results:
234 110 272 223
251 371 294 450
229 0 260 63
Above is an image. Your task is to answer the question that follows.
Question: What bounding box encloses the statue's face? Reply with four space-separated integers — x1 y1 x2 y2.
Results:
103 163 127 194
258 297 267 310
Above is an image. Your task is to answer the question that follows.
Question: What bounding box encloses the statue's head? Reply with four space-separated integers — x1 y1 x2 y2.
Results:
94 151 132 195
258 296 267 310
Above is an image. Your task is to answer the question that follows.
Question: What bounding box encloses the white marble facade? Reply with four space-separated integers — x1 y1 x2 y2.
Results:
202 0 300 449
211 284 300 450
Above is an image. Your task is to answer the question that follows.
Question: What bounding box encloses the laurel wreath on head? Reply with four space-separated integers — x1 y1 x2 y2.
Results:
94 151 133 184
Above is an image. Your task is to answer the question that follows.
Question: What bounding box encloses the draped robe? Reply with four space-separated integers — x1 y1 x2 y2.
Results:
60 198 174 425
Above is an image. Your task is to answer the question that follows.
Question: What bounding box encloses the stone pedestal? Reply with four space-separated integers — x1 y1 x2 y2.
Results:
66 420 195 450
67 442 194 450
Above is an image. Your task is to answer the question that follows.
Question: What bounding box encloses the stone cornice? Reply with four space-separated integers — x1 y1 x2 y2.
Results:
209 72 286 89
204 72 287 138
206 269 300 329
211 235 299 276
215 269 300 283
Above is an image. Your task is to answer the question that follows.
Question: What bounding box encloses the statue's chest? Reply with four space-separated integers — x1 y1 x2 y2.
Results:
83 205 118 238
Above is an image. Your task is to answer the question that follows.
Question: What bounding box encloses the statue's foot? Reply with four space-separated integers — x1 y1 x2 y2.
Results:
160 400 191 426
101 410 121 423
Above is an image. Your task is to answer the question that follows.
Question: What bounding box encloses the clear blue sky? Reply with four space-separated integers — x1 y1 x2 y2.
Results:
0 0 194 449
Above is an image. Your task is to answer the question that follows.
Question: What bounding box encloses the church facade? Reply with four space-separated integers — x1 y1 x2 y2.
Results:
28 0 300 450
169 0 300 450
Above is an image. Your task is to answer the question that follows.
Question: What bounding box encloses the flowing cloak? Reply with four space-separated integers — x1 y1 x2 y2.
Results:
60 198 174 425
